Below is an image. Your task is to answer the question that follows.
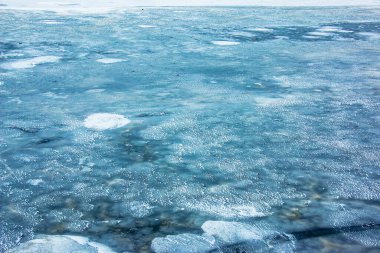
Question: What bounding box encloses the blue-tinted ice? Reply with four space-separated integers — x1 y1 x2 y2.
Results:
0 6 380 253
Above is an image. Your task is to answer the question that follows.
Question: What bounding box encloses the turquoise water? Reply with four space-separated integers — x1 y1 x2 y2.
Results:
0 6 380 253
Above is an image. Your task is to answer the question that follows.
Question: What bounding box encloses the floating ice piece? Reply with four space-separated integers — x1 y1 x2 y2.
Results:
255 95 298 107
6 235 116 253
151 221 270 253
250 28 273 32
211 41 240 46
357 32 380 40
41 20 62 24
229 31 255 37
307 31 332 37
202 221 262 244
151 233 217 253
96 58 126 64
275 36 289 40
302 35 320 39
1 56 61 69
83 113 130 130
27 179 44 186
317 26 352 33
138 25 157 28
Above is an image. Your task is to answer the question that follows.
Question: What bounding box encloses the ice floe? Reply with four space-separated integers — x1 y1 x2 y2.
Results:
27 179 44 186
357 32 380 40
317 26 352 33
138 25 157 28
41 20 62 24
1 56 61 69
307 31 332 37
6 235 116 253
302 35 320 39
249 28 273 32
151 220 298 253
96 58 126 64
211 41 240 46
83 113 130 130
152 221 271 253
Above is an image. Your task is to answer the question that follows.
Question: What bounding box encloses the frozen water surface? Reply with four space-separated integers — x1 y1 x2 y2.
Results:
1 6 380 253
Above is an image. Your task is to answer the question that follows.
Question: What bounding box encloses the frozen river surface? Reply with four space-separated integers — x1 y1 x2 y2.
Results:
0 6 380 253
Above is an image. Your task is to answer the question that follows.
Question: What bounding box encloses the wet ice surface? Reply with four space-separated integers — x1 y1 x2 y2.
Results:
1 6 380 253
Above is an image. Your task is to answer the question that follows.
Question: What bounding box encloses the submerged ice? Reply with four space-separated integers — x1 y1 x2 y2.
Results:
1 5 380 253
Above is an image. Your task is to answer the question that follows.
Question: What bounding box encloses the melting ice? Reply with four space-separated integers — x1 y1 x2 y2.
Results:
0 6 380 253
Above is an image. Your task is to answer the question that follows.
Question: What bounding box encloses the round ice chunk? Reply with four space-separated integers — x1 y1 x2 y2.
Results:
6 235 116 253
211 41 240 46
83 113 130 130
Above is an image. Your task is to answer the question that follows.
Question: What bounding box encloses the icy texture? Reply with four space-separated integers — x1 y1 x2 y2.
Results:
1 6 380 253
